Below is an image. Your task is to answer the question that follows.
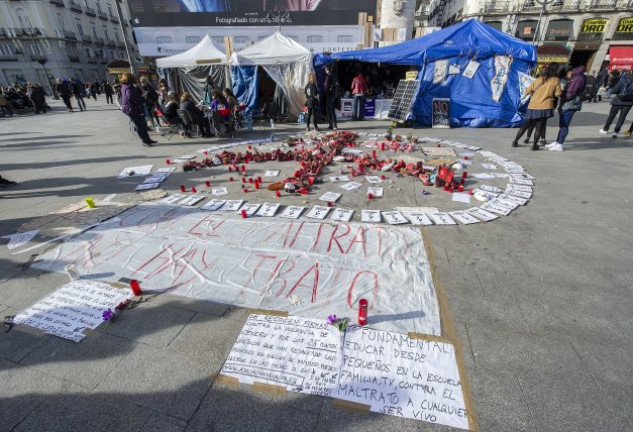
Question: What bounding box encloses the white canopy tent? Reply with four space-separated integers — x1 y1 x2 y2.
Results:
156 35 226 68
229 32 312 115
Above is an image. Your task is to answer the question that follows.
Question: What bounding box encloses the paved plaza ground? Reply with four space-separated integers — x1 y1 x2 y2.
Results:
1 99 632 432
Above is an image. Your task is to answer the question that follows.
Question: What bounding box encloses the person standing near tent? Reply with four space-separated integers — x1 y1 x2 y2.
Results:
546 66 585 152
599 72 633 138
304 73 320 132
351 71 368 121
512 63 561 151
120 73 157 147
140 76 161 128
203 76 218 106
324 65 339 130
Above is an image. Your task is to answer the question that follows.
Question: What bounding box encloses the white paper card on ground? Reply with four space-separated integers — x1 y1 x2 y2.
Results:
179 196 205 207
471 173 496 180
405 213 434 226
220 200 244 211
365 176 382 183
367 187 384 198
452 192 471 204
239 203 261 216
117 165 153 179
497 194 528 206
505 184 532 193
510 173 535 180
480 202 512 216
159 194 186 205
2 230 39 250
490 198 518 211
13 280 132 342
319 192 342 202
142 174 169 184
466 207 499 222
329 208 354 222
429 212 457 225
382 211 409 225
504 188 532 199
361 210 382 223
481 163 497 170
463 60 480 79
449 211 481 225
134 183 160 191
200 199 226 211
493 173 509 178
510 177 534 186
479 185 503 193
256 203 280 217
211 187 229 196
340 182 362 191
341 148 364 156
155 167 176 174
264 170 280 177
306 206 331 220
329 175 351 183
279 206 305 219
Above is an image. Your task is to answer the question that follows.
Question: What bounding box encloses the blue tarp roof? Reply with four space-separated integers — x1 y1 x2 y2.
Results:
331 19 536 65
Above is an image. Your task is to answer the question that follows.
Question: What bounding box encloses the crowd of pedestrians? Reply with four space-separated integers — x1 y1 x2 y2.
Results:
0 83 49 116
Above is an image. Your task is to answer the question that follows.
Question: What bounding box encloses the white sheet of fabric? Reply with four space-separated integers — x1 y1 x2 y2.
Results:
230 32 312 115
156 34 226 68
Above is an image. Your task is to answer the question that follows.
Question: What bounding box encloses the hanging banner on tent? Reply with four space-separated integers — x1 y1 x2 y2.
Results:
518 71 535 105
462 60 480 79
432 98 450 129
490 55 513 103
433 60 448 84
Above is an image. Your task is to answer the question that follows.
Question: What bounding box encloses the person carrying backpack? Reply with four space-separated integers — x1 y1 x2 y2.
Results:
546 66 586 151
599 73 633 138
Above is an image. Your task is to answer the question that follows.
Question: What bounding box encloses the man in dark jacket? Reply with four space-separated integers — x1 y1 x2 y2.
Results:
55 78 73 112
139 76 161 127
103 81 114 104
70 79 86 111
120 73 157 146
599 73 633 138
547 66 585 151
324 65 339 130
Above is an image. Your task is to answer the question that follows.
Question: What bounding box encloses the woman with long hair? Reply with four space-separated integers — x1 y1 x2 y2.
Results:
304 73 320 131
119 73 157 146
512 63 562 150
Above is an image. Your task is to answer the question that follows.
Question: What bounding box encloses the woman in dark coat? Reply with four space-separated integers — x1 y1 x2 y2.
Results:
304 73 320 131
120 73 157 146
180 92 212 137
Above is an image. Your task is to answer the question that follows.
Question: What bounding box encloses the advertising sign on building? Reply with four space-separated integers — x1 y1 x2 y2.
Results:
515 20 538 41
544 19 573 42
577 18 607 42
127 0 377 27
613 17 633 41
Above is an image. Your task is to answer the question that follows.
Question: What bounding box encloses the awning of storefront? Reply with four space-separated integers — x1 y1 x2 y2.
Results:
609 46 633 70
537 44 570 63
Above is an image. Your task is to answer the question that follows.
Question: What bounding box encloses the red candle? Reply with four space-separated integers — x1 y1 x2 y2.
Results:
468 188 473 195
464 156 469 160
358 298 368 325
241 178 246 184
203 151 208 155
275 190 281 198
191 187 197 193
308 177 314 186
248 145 252 149
380 142 385 151
462 171 468 178
241 166 246 173
205 181 211 187
229 177 234 182
458 185 464 192
257 176 262 183
248 178 254 183
326 201 333 207
180 185 186 193
130 279 142 296
229 166 233 172
241 210 247 218
443 185 449 191
372 150 377 159
381 175 386 180
367 193 374 200
165 159 171 165
243 188 248 193
300 189 308 195
254 181 260 189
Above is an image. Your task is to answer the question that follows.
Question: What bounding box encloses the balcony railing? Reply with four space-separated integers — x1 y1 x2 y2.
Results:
68 1 82 12
68 55 80 62
64 30 77 40
82 34 92 42
12 27 44 38
94 36 105 45
513 0 629 11
109 14 119 23
0 55 19 62
50 0 65 6
484 0 515 12
97 10 108 20
85 6 96 16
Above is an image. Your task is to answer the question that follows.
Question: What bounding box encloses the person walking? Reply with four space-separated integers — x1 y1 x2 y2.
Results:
304 73 320 132
120 73 157 146
512 63 561 150
546 66 586 151
89 82 98 101
351 71 368 121
323 65 339 130
70 79 86 111
55 78 74 112
103 81 114 104
599 73 633 138
139 76 160 127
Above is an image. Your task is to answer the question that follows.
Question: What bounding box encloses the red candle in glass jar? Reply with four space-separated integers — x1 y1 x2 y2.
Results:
275 190 281 198
229 177 234 182
241 178 246 184
165 159 171 165
228 166 233 172
254 181 260 189
248 178 254 183
358 298 368 325
191 187 197 193
372 150 377 159
241 166 246 173
367 193 374 200
380 142 385 151
130 279 142 296
462 171 468 179
241 210 247 218
205 181 211 187
180 185 186 193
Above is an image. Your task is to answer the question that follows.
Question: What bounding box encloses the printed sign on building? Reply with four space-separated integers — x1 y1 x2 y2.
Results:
613 17 633 41
577 18 607 42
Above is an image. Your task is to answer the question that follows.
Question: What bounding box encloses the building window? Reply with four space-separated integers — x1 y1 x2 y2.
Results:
337 35 353 43
234 36 249 44
0 43 15 57
85 47 92 58
114 32 120 42
103 25 108 40
307 35 322 43
96 1 102 12
15 8 33 29
107 3 113 15
156 36 172 43
27 43 44 57
186 36 201 44
76 21 84 36
109 50 115 59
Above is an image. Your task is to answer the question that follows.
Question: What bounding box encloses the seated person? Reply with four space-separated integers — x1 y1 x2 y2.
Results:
179 92 212 137
223 88 239 112
162 92 182 124
210 89 231 132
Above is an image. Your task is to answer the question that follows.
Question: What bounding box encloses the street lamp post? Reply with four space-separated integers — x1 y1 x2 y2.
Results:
531 0 556 45
114 0 135 76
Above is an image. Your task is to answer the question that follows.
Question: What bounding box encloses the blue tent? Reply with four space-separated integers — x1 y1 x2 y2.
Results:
318 19 537 127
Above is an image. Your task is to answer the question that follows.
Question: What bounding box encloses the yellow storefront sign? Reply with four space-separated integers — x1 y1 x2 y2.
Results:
616 17 633 33
581 18 607 33
107 67 131 74
538 55 569 63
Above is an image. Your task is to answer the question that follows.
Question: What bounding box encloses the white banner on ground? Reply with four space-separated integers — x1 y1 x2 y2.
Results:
12 280 132 342
33 205 441 335
220 314 472 430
